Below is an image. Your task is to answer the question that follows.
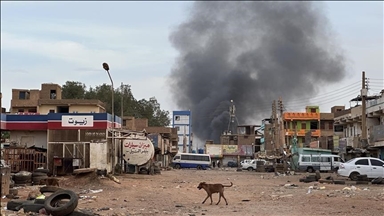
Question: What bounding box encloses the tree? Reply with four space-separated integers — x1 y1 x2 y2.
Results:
62 81 171 127
62 81 86 99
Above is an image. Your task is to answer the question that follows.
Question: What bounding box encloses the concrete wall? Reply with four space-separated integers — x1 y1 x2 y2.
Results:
89 142 110 171
38 105 57 114
10 131 47 148
69 105 104 113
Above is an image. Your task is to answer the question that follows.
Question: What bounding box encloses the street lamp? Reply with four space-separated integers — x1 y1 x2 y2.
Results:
102 62 115 174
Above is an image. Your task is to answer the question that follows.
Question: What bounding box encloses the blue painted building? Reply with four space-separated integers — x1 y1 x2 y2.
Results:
172 110 192 153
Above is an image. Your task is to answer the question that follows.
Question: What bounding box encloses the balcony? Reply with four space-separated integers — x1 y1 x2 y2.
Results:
283 112 320 121
285 129 320 137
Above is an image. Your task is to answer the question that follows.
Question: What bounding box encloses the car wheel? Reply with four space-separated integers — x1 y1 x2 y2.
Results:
247 167 253 171
175 164 181 169
197 165 202 170
307 167 314 173
349 172 360 181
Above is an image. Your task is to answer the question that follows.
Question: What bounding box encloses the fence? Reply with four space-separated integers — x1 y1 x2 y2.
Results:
3 148 47 173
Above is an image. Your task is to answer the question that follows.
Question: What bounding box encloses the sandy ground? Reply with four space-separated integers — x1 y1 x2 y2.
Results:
2 168 384 216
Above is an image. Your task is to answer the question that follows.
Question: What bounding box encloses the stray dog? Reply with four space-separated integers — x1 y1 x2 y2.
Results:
39 177 60 187
197 182 233 205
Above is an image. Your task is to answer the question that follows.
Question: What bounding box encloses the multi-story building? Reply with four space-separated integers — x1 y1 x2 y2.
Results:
283 106 321 148
10 83 105 114
173 110 192 153
334 90 384 159
1 83 123 174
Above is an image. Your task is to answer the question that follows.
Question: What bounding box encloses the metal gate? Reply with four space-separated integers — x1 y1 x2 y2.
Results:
3 148 47 173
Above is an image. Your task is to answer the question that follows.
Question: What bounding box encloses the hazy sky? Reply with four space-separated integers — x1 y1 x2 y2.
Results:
1 1 383 117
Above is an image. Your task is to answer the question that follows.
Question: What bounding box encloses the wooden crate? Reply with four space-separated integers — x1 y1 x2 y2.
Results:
1 167 11 196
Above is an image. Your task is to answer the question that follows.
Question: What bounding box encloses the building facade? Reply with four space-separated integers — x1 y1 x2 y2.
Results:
173 110 192 153
10 83 106 114
1 112 121 173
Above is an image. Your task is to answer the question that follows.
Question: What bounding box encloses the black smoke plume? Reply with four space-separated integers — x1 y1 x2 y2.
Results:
169 2 346 143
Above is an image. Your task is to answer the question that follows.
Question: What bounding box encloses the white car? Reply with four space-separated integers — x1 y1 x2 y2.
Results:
337 157 384 180
241 159 266 171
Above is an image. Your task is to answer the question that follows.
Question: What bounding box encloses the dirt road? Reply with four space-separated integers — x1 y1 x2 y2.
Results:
2 168 384 216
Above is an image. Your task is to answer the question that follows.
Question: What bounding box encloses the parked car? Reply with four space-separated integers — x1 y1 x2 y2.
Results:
240 159 253 166
337 157 384 180
241 159 267 171
227 161 238 167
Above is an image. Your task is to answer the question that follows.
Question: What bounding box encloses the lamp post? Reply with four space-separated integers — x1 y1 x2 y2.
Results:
102 62 115 174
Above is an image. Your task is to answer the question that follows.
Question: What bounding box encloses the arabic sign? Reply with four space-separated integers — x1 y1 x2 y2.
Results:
333 136 339 152
239 145 253 156
339 139 346 154
205 144 222 158
122 138 154 166
222 145 238 155
62 115 94 127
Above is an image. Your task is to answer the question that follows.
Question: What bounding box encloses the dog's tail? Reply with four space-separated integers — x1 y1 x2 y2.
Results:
223 182 233 187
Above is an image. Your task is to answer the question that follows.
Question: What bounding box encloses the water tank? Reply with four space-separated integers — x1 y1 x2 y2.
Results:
198 148 204 154
191 150 197 153
122 133 154 166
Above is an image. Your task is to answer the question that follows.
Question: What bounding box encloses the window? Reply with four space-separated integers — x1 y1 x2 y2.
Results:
334 125 343 132
320 122 325 130
321 157 331 162
355 159 369 166
328 122 333 130
310 121 318 130
334 157 340 162
370 159 384 167
311 157 320 162
123 120 126 126
301 123 306 130
310 108 316 113
174 156 180 160
49 109 55 113
18 109 24 113
50 90 57 99
302 156 310 162
175 116 180 121
28 108 37 113
19 91 26 99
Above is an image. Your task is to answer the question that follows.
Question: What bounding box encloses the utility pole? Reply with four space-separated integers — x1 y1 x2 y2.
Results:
228 100 236 134
361 71 368 148
272 100 277 173
271 100 277 154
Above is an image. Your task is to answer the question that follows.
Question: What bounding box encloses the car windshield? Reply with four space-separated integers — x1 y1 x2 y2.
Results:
345 159 355 164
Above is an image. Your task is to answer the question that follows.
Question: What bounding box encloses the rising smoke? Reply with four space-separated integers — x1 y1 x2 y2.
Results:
168 2 346 143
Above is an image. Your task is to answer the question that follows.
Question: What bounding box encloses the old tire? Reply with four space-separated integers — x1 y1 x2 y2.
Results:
40 186 63 194
44 190 78 216
349 172 359 181
14 174 32 182
7 200 34 211
17 203 45 213
32 172 48 177
34 168 50 174
34 198 46 204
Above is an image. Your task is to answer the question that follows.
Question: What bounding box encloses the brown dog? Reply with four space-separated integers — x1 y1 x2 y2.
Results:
197 182 233 205
39 177 60 187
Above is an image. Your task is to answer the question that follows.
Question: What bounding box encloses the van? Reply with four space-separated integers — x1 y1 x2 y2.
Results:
298 154 344 173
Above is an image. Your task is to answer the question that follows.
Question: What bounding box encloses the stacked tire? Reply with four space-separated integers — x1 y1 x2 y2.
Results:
32 169 49 185
14 171 32 185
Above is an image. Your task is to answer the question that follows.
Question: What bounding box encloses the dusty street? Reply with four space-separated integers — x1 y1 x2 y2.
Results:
2 169 384 216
